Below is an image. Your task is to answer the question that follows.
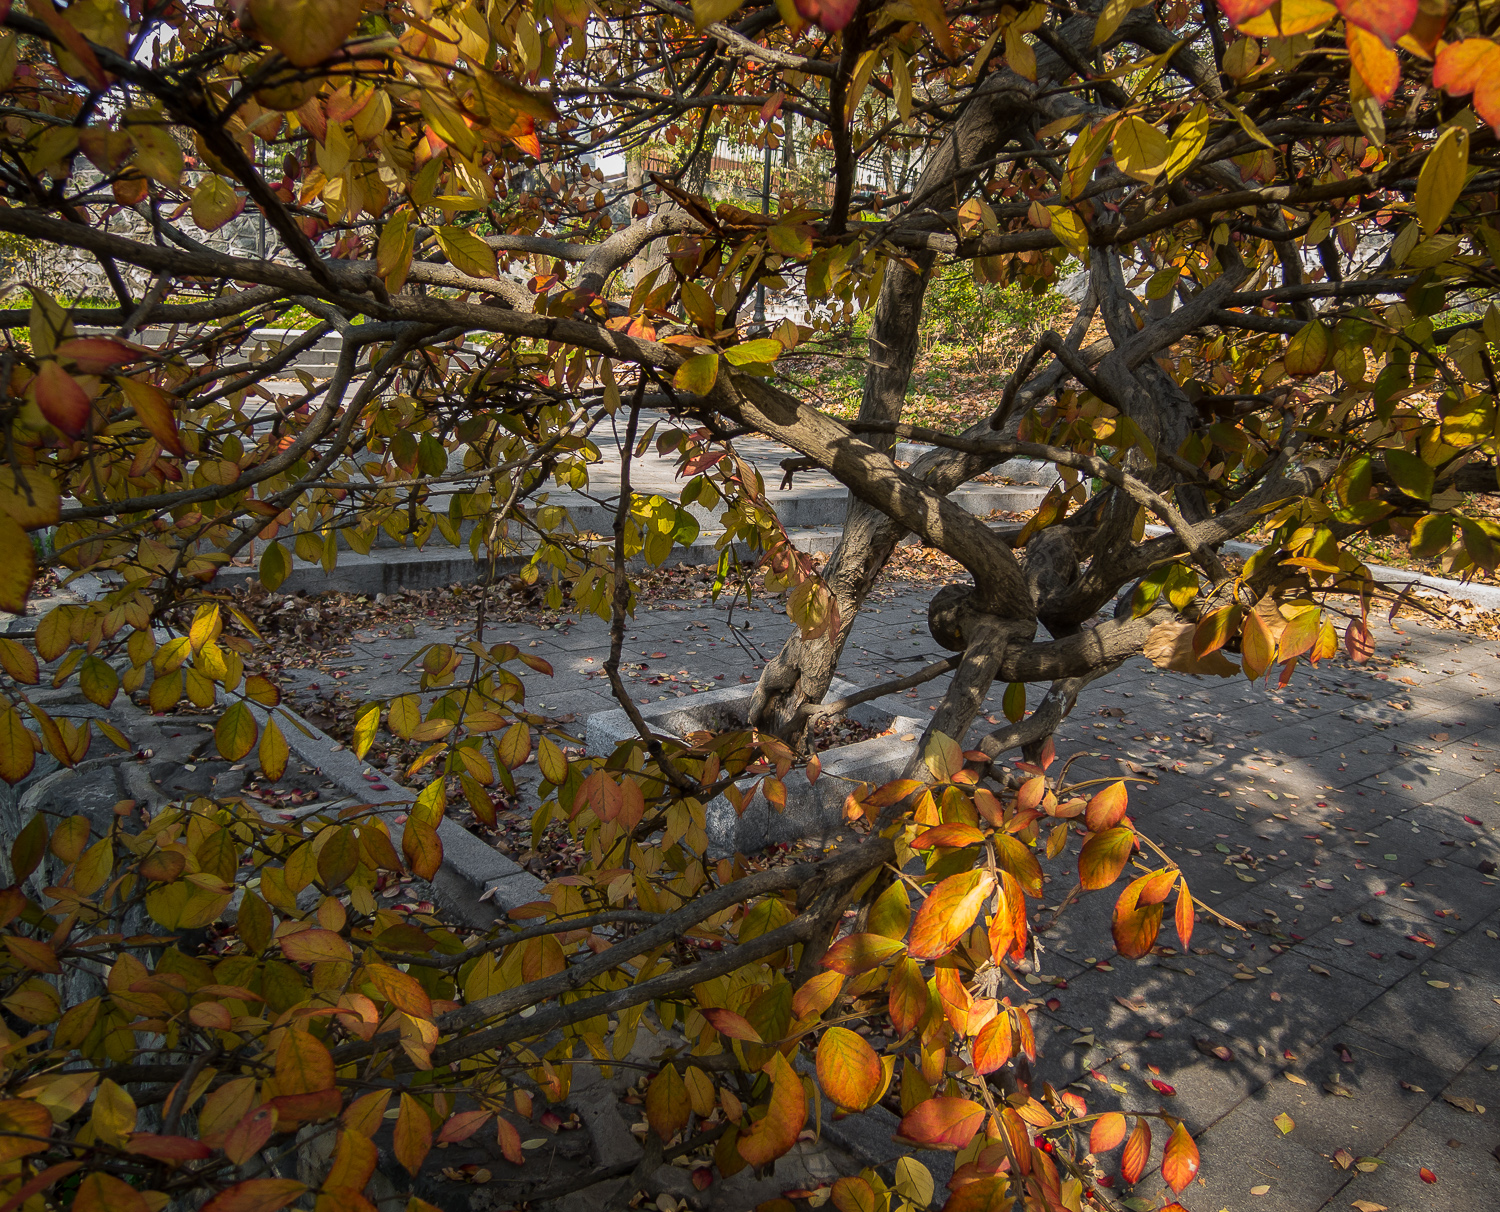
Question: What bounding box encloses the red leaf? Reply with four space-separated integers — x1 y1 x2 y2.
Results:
223 1106 278 1165
1420 1167 1438 1183
1334 0 1417 45
1344 619 1375 662
1150 1079 1177 1096
794 0 859 33
125 1132 213 1161
33 361 91 436
702 1007 763 1042
437 1109 493 1144
896 1096 985 1151
54 336 147 374
1216 0 1277 25
908 870 994 960
1122 1117 1152 1183
1090 1111 1128 1153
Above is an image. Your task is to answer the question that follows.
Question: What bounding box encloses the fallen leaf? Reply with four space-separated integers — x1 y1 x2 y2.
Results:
1419 1167 1437 1183
1285 1073 1307 1085
1251 1184 1270 1195
1334 1148 1354 1169
1274 1112 1295 1135
1309 964 1331 976
1400 1081 1426 1093
1350 1202 1388 1212
1442 1095 1481 1113
1324 1081 1354 1098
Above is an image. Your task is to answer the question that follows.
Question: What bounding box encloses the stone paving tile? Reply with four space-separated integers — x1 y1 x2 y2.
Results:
1347 958 1500 1074
1334 1120 1500 1208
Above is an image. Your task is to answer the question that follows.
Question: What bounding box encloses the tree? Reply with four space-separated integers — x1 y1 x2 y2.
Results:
0 0 1491 1207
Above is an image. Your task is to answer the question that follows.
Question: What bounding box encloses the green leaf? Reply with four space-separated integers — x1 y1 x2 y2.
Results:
1385 448 1434 502
1002 681 1025 723
259 541 290 591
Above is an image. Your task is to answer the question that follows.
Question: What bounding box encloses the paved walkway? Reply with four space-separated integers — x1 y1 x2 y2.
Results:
281 579 1499 1210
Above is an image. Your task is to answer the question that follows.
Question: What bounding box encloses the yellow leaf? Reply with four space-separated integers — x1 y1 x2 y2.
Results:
1165 103 1209 182
0 707 36 784
1416 125 1469 234
91 1078 137 1146
0 512 36 615
191 175 243 231
259 717 289 780
436 225 498 279
673 353 719 395
248 0 363 68
117 376 185 456
0 467 60 530
1113 115 1170 182
216 701 259 761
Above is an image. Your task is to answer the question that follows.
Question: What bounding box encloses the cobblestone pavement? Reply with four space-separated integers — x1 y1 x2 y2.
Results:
283 580 1499 1211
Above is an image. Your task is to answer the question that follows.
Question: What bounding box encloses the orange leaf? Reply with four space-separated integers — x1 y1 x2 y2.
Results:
736 1052 806 1167
69 1173 149 1212
393 1092 432 1175
364 962 433 1019
971 1012 1013 1074
1090 1111 1128 1152
896 1096 985 1150
821 931 906 975
1175 875 1195 950
908 870 994 960
200 1180 307 1212
1348 24 1401 102
275 1030 333 1095
1434 38 1500 127
1079 827 1135 890
496 1116 524 1165
911 823 985 850
1161 1121 1201 1193
646 1065 690 1141
1216 0 1277 24
325 1129 378 1191
888 955 928 1035
1085 781 1128 832
702 1008 763 1042
816 1026 883 1111
2 936 59 974
117 378 185 457
279 927 352 965
1122 1117 1152 1183
792 971 844 1020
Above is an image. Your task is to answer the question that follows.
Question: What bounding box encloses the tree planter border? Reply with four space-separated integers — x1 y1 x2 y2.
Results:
585 680 929 856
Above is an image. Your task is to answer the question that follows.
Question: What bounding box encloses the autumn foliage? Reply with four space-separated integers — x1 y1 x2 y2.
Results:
0 0 1496 1209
